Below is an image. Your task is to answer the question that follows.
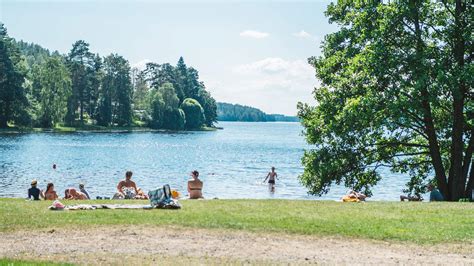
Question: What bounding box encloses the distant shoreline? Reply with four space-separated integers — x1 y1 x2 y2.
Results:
0 126 220 134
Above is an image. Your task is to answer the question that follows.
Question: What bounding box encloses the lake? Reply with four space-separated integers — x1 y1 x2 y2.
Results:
0 122 413 200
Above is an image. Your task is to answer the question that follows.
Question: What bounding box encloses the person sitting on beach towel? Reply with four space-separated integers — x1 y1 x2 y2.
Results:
28 179 41 200
44 183 59 200
342 190 367 202
64 188 88 200
187 170 203 199
113 170 141 199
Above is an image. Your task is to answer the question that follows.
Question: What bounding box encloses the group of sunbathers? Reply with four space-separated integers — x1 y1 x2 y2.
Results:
28 179 90 200
28 168 204 201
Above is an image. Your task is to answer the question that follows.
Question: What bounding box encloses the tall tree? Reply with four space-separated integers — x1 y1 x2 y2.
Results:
33 57 71 127
87 54 103 120
174 56 188 101
0 23 29 128
66 40 93 125
197 89 217 126
181 98 205 129
298 1 473 200
98 54 133 126
132 69 149 110
157 82 185 130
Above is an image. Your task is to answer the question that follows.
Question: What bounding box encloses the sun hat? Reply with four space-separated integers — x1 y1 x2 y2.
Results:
31 179 37 185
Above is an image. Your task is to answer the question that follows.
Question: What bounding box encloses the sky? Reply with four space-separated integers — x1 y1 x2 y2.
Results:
0 0 337 115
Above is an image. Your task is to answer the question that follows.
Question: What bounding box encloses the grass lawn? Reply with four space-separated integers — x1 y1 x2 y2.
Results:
0 259 73 266
0 198 472 244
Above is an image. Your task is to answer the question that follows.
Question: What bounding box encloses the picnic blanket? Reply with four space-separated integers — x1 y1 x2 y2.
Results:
49 204 154 210
49 184 181 211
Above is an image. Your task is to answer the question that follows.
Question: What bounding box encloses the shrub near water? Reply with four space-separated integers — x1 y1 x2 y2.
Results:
181 98 205 130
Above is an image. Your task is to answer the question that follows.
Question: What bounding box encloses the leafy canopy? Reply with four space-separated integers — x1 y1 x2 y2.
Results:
298 0 473 201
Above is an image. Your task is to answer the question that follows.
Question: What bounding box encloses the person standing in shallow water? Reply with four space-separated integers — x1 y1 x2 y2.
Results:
264 167 278 192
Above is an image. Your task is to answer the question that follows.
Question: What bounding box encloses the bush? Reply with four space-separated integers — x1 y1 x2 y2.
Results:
181 98 204 130
163 108 185 130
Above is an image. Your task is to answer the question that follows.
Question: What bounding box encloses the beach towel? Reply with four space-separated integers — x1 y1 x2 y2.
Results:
49 204 153 210
342 195 360 202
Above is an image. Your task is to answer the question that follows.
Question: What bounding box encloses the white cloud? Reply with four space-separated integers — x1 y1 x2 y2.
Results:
239 30 269 39
206 57 318 115
131 59 151 70
293 30 318 41
293 30 312 38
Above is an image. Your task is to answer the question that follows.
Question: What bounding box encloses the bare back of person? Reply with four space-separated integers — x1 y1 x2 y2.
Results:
44 191 58 200
118 179 137 191
188 179 203 199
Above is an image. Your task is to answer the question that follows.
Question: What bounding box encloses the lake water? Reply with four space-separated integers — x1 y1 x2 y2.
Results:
0 122 412 200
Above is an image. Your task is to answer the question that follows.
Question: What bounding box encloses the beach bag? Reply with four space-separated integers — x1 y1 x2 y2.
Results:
148 184 181 209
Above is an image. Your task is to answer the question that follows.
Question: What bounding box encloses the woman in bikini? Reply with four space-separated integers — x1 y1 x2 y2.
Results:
44 183 58 200
187 170 203 199
263 167 278 192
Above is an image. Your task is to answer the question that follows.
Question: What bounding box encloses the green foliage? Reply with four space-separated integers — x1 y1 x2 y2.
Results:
141 57 217 128
66 40 94 124
0 23 29 128
181 98 205 129
217 102 268 122
1 23 217 131
31 56 71 127
197 90 217 126
163 108 186 130
146 89 165 129
97 54 133 126
298 1 473 200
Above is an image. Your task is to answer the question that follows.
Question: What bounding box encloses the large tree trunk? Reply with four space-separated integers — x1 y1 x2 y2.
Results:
410 0 449 197
448 0 467 201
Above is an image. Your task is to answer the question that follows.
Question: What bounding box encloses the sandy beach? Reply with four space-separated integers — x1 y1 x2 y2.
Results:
1 226 472 265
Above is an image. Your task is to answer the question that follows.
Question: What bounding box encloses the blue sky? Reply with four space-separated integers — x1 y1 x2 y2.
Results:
1 0 337 115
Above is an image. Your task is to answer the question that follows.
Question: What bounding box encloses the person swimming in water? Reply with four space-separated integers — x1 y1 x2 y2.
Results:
263 167 278 192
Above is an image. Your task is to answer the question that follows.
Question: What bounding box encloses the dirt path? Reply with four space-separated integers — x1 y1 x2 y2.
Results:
0 226 472 265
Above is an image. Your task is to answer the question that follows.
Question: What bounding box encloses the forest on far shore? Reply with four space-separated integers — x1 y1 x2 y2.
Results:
217 102 299 122
0 23 217 130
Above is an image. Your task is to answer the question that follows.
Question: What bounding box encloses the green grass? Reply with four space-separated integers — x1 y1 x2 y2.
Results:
0 259 73 266
0 199 472 244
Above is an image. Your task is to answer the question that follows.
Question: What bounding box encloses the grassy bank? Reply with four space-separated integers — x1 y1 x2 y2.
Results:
0 199 472 244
